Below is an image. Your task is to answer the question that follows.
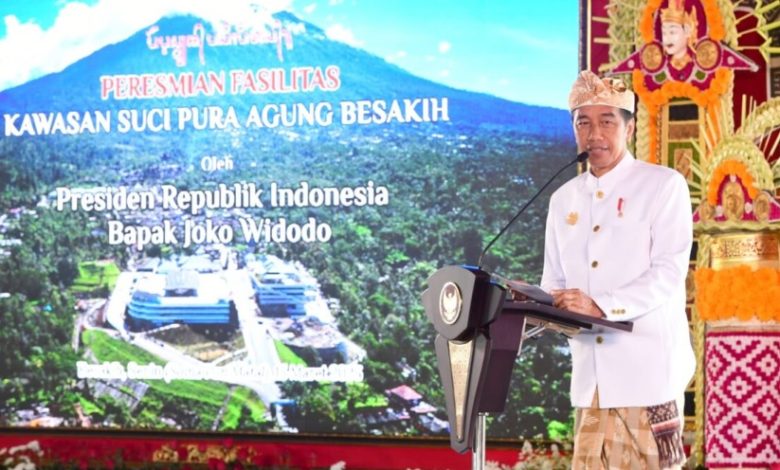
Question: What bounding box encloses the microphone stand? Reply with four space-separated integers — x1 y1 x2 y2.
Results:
470 151 588 470
477 151 588 268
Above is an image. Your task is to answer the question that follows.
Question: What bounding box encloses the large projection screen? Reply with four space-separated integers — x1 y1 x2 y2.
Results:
0 0 578 439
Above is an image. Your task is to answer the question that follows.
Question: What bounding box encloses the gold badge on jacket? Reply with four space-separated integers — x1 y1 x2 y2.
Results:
566 212 579 225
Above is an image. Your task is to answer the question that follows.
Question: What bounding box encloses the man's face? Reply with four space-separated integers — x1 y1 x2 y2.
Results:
573 105 634 177
661 22 690 57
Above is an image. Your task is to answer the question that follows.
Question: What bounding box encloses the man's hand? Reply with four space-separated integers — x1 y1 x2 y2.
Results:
551 288 604 318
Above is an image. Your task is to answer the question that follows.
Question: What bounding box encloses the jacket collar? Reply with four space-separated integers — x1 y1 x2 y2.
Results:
582 150 635 193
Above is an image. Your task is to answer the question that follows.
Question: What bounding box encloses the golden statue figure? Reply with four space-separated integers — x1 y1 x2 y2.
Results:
753 192 771 222
722 180 745 221
641 43 664 71
695 39 720 69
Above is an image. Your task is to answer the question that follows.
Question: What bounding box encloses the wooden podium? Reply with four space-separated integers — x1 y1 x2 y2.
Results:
421 265 632 469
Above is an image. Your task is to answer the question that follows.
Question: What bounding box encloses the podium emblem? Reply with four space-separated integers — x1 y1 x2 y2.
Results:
439 282 463 325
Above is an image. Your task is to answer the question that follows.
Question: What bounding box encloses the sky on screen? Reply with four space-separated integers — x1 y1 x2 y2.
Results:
0 0 578 108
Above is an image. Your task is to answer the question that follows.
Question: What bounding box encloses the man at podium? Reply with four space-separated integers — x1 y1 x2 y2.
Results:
539 70 695 469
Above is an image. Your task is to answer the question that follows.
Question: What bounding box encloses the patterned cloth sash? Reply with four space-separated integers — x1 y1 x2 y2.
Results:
573 390 686 469
646 400 685 468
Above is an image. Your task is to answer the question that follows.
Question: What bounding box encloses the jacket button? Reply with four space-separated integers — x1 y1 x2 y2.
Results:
591 260 599 268
596 336 604 344
593 225 600 232
596 190 605 199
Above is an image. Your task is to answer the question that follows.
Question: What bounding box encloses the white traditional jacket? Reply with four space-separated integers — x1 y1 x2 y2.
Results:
540 152 696 408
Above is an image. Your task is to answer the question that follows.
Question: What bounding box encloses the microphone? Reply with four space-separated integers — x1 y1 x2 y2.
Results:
477 151 589 268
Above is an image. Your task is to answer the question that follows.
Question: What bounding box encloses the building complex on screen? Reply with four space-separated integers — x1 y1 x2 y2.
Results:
125 258 236 331
120 252 359 362
249 254 334 322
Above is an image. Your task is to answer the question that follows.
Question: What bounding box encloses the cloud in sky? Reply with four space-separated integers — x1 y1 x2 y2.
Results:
384 50 407 63
0 0 292 91
324 23 363 47
437 40 450 54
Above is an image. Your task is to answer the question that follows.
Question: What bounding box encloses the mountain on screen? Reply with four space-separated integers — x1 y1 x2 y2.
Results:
0 12 571 138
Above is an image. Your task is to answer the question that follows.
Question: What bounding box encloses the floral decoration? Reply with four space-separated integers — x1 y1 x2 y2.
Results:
633 67 731 163
630 0 733 162
0 436 573 469
0 440 42 470
695 265 780 322
706 159 758 206
485 441 572 470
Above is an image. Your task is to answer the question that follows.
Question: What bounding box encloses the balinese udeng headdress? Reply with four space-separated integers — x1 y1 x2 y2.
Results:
568 70 635 113
661 0 699 49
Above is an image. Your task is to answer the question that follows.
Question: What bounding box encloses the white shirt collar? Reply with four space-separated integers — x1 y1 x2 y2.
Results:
583 150 635 193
